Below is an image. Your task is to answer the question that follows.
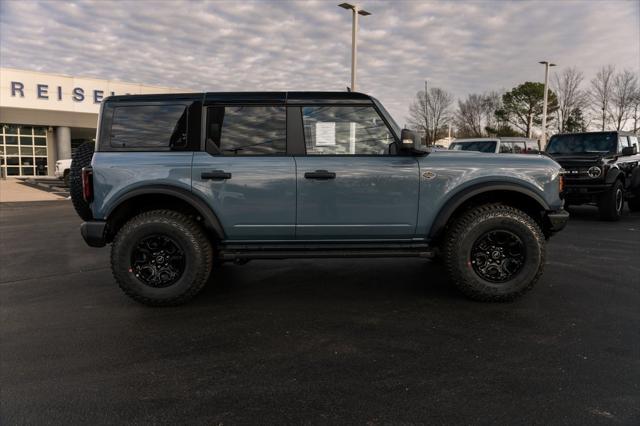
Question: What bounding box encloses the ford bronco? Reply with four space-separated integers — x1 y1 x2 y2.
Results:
71 92 568 305
546 131 640 220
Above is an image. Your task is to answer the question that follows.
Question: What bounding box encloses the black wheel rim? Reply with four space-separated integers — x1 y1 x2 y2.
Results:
470 230 526 283
615 188 623 213
130 234 186 288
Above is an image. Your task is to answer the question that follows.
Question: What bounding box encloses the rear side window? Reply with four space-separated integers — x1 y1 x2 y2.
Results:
206 106 286 155
110 104 188 149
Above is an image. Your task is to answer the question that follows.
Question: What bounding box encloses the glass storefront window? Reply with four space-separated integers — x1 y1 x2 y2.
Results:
1 123 48 177
4 124 19 134
20 136 34 145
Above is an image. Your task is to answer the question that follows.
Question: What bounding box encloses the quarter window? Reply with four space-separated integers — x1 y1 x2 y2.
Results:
206 106 286 155
110 104 188 149
302 106 394 155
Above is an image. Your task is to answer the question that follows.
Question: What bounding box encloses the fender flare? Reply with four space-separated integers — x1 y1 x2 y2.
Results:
428 182 550 240
604 166 624 185
105 185 225 239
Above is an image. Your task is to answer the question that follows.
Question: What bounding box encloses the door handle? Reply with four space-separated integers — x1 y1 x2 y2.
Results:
201 170 232 180
304 170 336 180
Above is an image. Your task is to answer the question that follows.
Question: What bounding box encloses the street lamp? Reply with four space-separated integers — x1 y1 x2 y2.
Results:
539 61 556 147
338 3 371 92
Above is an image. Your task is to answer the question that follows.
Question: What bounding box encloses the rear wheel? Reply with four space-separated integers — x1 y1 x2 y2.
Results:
111 210 213 306
69 142 95 220
443 203 545 302
598 180 624 221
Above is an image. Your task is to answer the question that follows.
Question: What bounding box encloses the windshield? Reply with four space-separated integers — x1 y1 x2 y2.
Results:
371 98 401 139
546 133 617 155
449 141 497 153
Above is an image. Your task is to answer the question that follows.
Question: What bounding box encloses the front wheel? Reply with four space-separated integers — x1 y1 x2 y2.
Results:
111 210 213 306
598 180 624 221
443 203 545 302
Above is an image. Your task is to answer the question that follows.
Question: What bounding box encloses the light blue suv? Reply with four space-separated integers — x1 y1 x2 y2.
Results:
70 92 568 305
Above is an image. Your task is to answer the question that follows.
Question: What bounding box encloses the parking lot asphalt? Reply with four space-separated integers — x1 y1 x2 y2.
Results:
1 201 639 425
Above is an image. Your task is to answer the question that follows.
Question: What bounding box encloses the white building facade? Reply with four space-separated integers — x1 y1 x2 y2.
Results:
0 68 185 177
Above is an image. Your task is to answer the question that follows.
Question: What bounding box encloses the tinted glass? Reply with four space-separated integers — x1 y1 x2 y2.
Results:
110 104 188 149
618 136 630 152
499 142 514 153
546 133 617 154
450 141 497 153
302 106 394 155
208 106 286 155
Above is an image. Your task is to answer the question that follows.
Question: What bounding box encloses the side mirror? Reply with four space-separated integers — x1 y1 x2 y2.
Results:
621 146 637 156
400 128 422 152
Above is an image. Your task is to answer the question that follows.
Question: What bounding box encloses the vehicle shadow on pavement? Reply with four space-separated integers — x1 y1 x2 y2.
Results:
196 258 460 306
565 204 637 221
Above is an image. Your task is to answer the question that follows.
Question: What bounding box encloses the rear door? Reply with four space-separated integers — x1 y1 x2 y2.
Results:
293 105 420 240
192 103 296 240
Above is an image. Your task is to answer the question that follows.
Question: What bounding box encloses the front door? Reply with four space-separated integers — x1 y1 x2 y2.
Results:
192 105 296 241
294 105 420 240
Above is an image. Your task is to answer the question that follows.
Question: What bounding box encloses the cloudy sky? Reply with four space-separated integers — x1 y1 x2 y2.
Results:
1 0 638 122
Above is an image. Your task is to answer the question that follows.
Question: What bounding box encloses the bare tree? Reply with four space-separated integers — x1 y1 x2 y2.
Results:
553 67 586 133
455 91 503 137
455 94 485 137
589 65 615 131
408 86 454 145
631 88 640 133
608 69 638 131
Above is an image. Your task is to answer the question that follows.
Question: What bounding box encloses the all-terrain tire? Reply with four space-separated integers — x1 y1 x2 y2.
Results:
111 210 213 306
69 142 95 221
598 180 624 221
443 203 546 302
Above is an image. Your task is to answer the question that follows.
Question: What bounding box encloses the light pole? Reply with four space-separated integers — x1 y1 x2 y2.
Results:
539 61 556 147
338 3 370 91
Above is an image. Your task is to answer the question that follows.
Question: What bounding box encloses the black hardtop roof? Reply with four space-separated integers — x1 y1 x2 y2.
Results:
105 91 375 105
551 131 637 137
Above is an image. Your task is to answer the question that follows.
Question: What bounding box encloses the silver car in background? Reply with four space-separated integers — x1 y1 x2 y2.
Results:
449 137 540 154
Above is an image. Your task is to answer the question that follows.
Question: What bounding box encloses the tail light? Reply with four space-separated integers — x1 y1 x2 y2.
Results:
82 166 93 202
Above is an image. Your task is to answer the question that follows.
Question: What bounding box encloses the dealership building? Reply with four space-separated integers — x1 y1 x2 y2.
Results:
0 67 184 177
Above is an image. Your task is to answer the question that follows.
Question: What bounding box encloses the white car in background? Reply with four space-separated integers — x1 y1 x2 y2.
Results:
449 137 541 154
54 159 72 185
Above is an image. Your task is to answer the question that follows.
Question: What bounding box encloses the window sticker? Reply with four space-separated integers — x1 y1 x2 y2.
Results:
315 122 336 146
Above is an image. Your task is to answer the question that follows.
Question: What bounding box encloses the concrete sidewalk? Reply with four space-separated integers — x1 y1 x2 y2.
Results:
0 178 66 202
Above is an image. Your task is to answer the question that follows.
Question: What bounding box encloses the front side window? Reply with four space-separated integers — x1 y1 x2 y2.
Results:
629 136 639 151
499 142 514 153
207 106 286 155
110 104 188 149
302 106 394 155
618 136 630 153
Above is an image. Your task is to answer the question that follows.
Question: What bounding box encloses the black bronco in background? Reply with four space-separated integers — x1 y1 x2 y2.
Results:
546 131 640 220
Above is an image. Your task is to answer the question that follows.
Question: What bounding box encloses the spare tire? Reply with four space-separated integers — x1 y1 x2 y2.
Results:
70 142 95 221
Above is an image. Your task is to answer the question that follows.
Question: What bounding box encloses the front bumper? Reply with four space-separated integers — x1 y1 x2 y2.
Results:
563 182 610 196
80 221 107 247
545 209 570 233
